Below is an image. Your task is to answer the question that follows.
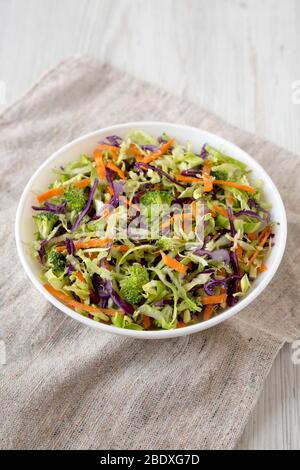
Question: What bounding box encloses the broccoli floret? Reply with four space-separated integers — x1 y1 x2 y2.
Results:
211 170 228 180
120 263 149 305
48 250 66 274
33 212 59 239
65 187 87 212
156 237 180 251
140 191 172 206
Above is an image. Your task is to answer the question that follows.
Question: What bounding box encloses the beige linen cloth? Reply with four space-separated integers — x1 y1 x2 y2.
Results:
0 57 300 450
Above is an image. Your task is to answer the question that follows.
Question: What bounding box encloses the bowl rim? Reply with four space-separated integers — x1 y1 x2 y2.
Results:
15 121 287 339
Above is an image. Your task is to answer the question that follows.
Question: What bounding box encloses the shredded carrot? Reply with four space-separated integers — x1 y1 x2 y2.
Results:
94 150 107 180
142 138 174 164
56 238 112 253
36 178 91 203
96 144 119 160
74 178 91 189
107 185 114 195
213 179 256 194
213 204 229 218
160 251 187 275
176 320 186 328
202 304 214 321
175 175 203 183
203 160 213 192
175 175 256 194
236 244 243 259
44 283 121 316
126 144 143 161
202 293 227 305
143 315 152 329
113 245 129 252
36 187 64 204
248 232 257 241
258 263 268 273
119 196 140 212
76 272 85 283
106 161 126 180
248 227 271 266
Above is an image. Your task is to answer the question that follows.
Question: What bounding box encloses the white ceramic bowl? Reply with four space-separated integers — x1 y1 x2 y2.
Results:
15 122 287 339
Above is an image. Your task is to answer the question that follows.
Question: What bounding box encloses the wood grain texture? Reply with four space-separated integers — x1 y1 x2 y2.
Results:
0 0 299 449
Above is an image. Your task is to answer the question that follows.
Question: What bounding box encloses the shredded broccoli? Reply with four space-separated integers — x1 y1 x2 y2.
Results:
65 187 87 212
48 250 67 274
140 191 172 206
120 263 149 304
33 212 58 239
156 237 181 251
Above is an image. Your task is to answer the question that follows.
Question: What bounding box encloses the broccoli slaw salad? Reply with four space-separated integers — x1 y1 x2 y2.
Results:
31 130 274 331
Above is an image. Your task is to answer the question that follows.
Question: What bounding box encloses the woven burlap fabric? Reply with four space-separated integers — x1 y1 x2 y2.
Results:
0 57 299 450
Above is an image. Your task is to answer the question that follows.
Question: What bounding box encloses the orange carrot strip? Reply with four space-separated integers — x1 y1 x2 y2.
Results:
143 315 152 329
36 178 91 203
76 272 85 283
203 161 213 192
44 284 121 316
126 144 144 162
248 228 271 266
56 238 112 253
176 175 204 183
236 244 243 259
213 180 256 194
202 304 214 320
74 178 91 189
96 144 119 160
160 251 187 275
36 187 64 204
175 175 256 194
176 320 186 329
113 245 129 252
202 293 227 305
94 150 107 180
248 232 257 241
142 138 175 164
258 263 267 273
106 161 126 180
213 204 229 218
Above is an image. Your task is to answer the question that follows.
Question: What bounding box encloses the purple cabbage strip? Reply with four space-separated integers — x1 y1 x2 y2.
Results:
248 198 271 222
99 135 122 147
180 167 202 176
92 273 134 315
234 209 265 222
194 248 230 264
38 239 48 264
203 275 241 296
32 200 67 215
135 162 185 187
71 178 99 232
199 144 208 159
66 263 75 276
65 238 75 255
141 144 159 151
227 206 240 305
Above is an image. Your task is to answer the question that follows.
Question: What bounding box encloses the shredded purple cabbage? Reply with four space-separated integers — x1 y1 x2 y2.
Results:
204 275 241 296
99 135 122 147
32 200 67 214
65 238 75 255
66 263 75 276
234 209 265 222
135 162 185 187
92 273 134 315
194 248 230 264
248 198 271 222
38 240 47 264
71 178 99 232
141 144 159 152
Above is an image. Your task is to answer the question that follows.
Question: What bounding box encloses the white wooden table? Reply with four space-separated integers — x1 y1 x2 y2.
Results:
1 0 299 449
